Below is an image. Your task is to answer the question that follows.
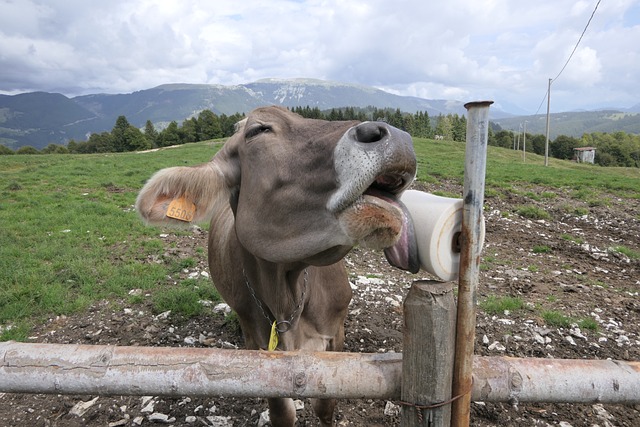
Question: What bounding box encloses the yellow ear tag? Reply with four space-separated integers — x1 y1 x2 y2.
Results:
166 196 196 222
268 321 278 351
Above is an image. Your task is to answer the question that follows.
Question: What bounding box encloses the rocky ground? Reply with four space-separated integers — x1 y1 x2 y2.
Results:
1 180 639 427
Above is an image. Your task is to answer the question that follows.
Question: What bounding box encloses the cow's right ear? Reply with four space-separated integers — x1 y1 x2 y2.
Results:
135 149 240 226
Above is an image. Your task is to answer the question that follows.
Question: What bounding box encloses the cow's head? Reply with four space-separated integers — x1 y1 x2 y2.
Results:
136 106 417 269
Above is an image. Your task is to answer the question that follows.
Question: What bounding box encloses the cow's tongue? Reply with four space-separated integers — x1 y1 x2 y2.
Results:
365 189 420 273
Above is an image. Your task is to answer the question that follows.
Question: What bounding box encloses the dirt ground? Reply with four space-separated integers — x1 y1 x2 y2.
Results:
1 180 639 427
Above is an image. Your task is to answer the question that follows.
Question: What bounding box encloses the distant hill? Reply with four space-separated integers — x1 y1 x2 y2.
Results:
0 92 97 149
1 78 638 150
242 78 474 117
493 110 640 140
0 79 512 150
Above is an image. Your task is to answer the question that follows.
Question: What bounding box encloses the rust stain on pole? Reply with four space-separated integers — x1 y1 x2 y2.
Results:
452 101 493 427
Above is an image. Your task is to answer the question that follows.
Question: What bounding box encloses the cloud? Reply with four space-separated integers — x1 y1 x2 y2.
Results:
0 0 638 112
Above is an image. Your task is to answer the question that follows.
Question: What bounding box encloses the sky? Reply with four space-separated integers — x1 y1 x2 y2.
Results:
1 0 639 114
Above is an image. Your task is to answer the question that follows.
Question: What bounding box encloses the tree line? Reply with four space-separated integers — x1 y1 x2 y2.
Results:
299 106 640 167
0 110 244 155
490 127 640 167
291 106 467 141
1 106 638 167
68 110 245 154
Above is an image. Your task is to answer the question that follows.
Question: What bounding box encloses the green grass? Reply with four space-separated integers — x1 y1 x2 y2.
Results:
152 278 220 318
613 245 640 260
479 295 525 315
516 205 551 220
541 309 599 332
480 254 500 271
412 138 640 197
575 207 589 216
577 318 599 331
541 191 557 199
0 142 223 338
561 234 584 244
2 138 639 339
532 245 552 254
541 310 572 328
572 188 591 200
0 322 30 341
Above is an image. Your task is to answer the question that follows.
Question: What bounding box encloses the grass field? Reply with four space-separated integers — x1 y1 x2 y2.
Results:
1 138 639 340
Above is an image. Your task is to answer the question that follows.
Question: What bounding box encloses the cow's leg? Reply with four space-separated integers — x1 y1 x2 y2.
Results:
311 398 336 426
267 397 296 427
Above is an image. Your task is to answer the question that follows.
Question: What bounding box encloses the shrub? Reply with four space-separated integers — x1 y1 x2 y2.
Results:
0 145 15 155
16 146 39 155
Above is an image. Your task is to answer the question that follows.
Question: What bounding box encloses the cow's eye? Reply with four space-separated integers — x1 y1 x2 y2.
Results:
245 124 272 139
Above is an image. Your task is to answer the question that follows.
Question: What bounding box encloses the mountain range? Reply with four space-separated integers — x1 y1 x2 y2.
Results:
1 78 638 150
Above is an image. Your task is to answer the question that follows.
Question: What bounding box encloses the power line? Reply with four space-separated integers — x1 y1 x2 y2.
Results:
534 0 602 166
551 0 602 84
534 0 602 116
534 91 548 116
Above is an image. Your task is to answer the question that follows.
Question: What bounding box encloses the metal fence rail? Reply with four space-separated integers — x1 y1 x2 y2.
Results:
1 342 639 404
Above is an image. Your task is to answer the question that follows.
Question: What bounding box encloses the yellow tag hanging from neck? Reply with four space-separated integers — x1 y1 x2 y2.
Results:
268 321 278 351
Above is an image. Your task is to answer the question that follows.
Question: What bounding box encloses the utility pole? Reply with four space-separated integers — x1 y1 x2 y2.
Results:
544 78 552 166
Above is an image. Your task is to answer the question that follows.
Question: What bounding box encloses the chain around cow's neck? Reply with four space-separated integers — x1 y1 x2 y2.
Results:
242 268 308 334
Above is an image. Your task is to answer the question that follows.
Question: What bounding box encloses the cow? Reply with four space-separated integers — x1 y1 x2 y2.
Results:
136 106 417 426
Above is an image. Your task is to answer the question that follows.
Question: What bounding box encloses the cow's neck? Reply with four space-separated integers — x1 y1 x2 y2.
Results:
244 256 309 329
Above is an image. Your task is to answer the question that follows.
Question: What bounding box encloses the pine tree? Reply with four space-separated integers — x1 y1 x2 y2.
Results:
197 110 222 140
179 118 199 143
111 115 131 152
144 120 159 147
159 121 180 147
451 114 466 142
435 114 453 140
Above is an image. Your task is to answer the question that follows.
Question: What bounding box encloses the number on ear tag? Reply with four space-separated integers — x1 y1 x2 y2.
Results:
268 321 278 351
166 196 196 222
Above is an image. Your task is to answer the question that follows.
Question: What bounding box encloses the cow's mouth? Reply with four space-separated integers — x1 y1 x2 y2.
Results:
367 172 410 194
361 173 419 273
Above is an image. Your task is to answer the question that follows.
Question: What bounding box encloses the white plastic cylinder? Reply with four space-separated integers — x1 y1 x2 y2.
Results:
399 190 485 281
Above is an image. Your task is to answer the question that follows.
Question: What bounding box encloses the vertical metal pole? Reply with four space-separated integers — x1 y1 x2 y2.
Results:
451 101 492 427
544 78 552 166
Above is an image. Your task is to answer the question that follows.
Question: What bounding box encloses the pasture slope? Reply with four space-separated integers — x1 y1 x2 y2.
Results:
0 139 639 426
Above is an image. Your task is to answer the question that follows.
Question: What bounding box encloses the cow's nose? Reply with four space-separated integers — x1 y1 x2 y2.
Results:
353 122 389 143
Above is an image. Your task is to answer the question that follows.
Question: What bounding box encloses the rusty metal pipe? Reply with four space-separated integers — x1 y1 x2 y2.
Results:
1 342 639 404
452 101 493 427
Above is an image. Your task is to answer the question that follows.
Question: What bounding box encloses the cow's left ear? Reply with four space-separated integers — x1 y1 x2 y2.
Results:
135 164 223 226
136 126 242 227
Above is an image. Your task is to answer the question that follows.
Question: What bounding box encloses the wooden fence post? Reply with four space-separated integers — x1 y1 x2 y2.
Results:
401 280 456 427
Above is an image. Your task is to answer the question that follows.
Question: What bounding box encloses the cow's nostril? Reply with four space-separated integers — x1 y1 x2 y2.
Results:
354 122 387 143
